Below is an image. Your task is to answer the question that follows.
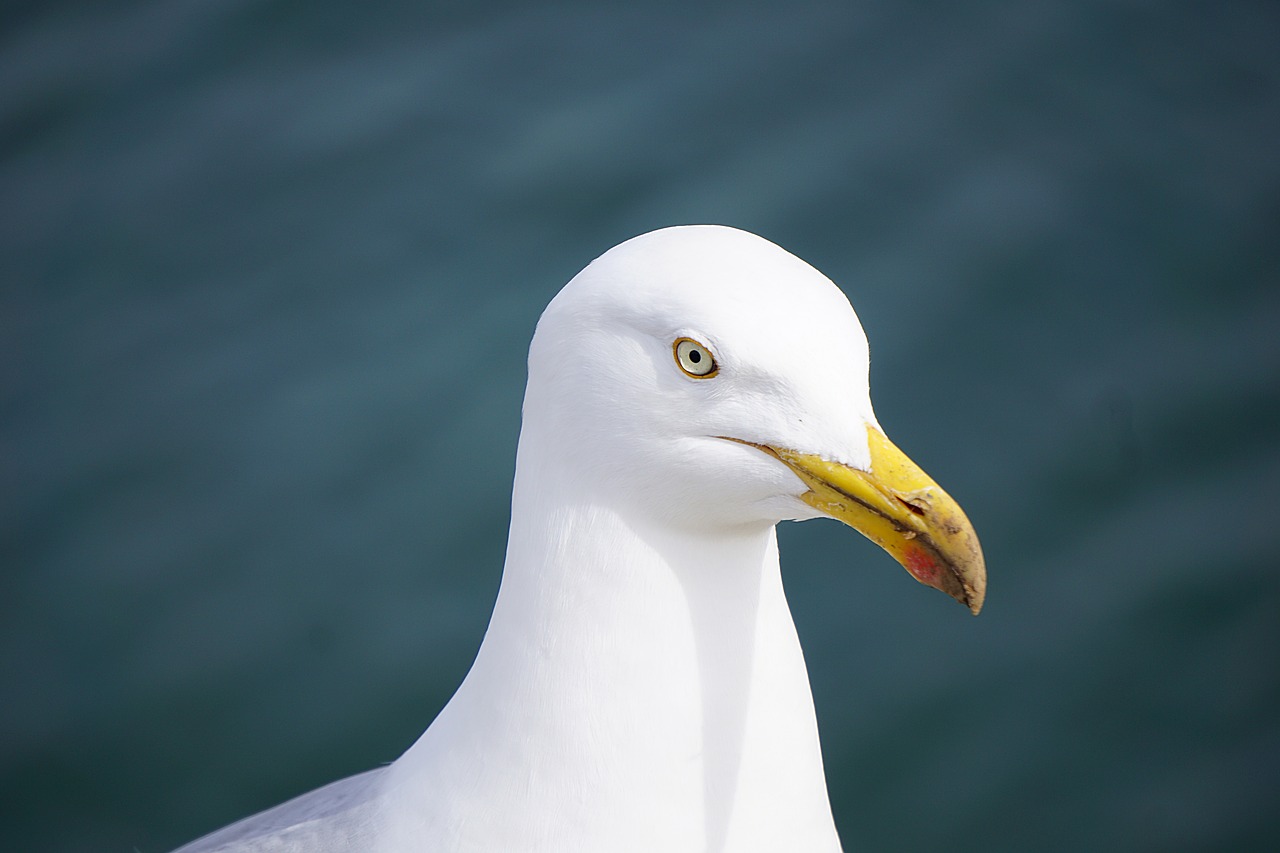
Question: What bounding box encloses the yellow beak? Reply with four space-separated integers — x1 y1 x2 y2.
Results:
740 426 986 614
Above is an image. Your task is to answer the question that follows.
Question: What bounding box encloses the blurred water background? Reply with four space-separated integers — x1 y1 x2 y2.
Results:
3 1 1279 850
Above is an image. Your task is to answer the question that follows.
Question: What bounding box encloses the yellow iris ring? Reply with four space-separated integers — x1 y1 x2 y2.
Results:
673 337 719 378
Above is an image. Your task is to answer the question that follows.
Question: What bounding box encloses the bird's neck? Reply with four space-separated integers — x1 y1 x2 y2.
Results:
383 442 842 852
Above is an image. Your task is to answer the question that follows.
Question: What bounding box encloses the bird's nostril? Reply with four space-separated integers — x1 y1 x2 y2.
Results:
895 495 927 516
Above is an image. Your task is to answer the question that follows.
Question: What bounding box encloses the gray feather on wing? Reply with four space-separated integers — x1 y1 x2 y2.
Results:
169 767 385 853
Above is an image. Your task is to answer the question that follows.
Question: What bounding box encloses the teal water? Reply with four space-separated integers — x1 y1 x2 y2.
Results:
3 2 1278 850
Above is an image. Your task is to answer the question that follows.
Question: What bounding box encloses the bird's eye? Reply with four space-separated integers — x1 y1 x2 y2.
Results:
673 337 719 378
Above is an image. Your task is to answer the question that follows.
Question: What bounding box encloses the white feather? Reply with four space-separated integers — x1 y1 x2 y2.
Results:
173 225 881 852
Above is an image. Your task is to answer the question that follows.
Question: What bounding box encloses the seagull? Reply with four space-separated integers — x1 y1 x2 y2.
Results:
170 225 985 853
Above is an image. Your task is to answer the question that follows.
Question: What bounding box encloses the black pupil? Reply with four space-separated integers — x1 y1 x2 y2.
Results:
688 349 702 364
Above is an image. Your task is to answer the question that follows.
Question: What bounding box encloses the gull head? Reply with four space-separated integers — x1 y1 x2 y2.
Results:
524 225 985 613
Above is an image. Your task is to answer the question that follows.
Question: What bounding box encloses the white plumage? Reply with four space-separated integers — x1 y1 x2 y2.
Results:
172 225 984 853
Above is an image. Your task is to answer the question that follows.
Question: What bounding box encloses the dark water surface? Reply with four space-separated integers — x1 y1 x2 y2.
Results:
4 2 1279 850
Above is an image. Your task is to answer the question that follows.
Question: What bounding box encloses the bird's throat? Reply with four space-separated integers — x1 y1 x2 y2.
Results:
384 457 842 852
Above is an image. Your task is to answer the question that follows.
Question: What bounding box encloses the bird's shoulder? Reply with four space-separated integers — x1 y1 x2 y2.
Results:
168 767 385 853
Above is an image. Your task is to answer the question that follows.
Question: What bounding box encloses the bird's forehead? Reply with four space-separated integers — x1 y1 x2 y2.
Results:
560 226 867 366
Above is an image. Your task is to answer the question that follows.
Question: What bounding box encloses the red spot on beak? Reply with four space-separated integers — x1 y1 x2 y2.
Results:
904 544 941 587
